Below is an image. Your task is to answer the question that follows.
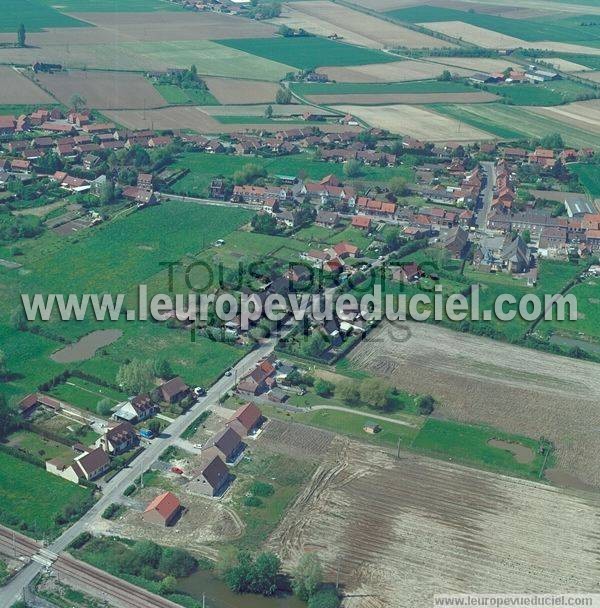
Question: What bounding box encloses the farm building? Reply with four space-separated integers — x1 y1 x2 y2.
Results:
143 491 181 527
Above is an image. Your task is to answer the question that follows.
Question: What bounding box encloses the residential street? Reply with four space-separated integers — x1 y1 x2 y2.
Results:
0 337 276 606
477 160 497 230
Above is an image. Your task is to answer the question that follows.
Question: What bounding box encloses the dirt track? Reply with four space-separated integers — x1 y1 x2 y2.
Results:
269 437 600 607
347 321 600 486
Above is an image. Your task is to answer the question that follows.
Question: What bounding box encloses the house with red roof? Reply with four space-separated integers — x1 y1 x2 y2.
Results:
143 491 181 526
227 402 264 436
351 216 371 231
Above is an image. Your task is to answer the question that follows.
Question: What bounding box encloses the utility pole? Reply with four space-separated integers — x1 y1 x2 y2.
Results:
12 529 16 557
396 437 401 460
202 593 206 608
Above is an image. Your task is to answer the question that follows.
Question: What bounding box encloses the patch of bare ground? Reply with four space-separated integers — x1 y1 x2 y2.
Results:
347 321 600 487
268 437 600 607
0 67 55 105
68 11 277 41
203 77 280 105
256 418 335 460
98 483 243 560
273 1 451 49
317 60 474 83
306 91 498 105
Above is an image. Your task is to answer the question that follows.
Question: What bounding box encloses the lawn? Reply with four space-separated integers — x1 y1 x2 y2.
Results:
410 418 550 480
153 84 219 106
386 5 600 46
291 80 472 96
49 378 127 414
19 201 253 296
570 162 600 197
486 81 598 107
430 103 600 149
218 37 397 70
120 40 293 82
0 104 61 116
0 452 93 539
6 429 73 461
0 0 90 31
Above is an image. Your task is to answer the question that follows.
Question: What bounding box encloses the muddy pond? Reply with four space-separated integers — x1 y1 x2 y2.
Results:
50 329 122 363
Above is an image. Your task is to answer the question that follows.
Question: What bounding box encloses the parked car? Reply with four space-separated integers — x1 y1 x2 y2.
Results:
171 466 183 475
194 386 206 396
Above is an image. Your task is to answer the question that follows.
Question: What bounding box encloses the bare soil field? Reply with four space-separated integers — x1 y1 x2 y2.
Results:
306 91 497 105
269 437 600 608
203 77 280 105
69 11 277 41
256 418 335 460
578 71 600 83
34 70 167 110
103 106 359 134
317 59 473 83
274 1 451 49
0 67 55 105
419 20 526 48
544 57 593 72
425 56 527 72
529 100 600 134
336 103 494 141
201 104 334 116
347 321 600 486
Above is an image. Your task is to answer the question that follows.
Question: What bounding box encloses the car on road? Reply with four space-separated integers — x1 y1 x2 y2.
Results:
224 369 233 377
194 386 206 396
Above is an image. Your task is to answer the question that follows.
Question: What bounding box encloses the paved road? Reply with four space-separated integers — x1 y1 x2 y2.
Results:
477 161 496 230
0 338 277 606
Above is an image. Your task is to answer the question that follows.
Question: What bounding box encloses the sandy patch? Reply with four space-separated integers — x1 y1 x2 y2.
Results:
317 59 474 82
336 103 494 141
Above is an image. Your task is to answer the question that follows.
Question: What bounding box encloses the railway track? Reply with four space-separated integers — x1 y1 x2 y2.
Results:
0 527 40 558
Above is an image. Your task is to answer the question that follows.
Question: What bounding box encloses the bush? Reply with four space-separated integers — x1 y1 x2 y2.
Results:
308 589 341 608
243 495 263 507
69 531 91 550
416 394 435 415
249 481 274 497
123 484 136 496
101 503 122 520
314 379 334 398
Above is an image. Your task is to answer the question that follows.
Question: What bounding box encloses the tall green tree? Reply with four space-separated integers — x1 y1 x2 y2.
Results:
292 553 323 600
116 360 155 395
17 23 26 48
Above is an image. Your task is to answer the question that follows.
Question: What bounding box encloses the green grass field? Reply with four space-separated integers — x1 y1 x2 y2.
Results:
386 5 600 46
570 163 600 196
0 452 92 539
40 0 183 11
153 84 219 106
430 103 600 148
218 37 397 70
0 0 90 31
487 80 598 106
120 40 293 81
291 80 473 96
411 418 550 480
169 152 415 197
7 429 73 461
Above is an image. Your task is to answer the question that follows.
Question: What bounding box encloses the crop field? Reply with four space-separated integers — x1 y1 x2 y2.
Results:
119 40 292 81
40 0 184 11
552 54 600 69
346 321 600 487
68 10 278 41
335 103 495 141
269 438 600 608
292 80 474 95
218 37 397 70
316 60 474 83
0 0 89 31
544 57 594 72
305 91 497 105
34 70 169 110
486 80 599 106
202 77 280 105
274 1 451 49
152 84 218 106
431 103 600 148
415 20 527 49
529 99 600 136
387 5 600 45
0 452 92 539
0 68 55 106
580 71 600 83
104 106 222 132
425 56 526 73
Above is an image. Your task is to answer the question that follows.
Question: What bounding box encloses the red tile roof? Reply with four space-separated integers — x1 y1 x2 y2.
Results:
144 491 180 521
